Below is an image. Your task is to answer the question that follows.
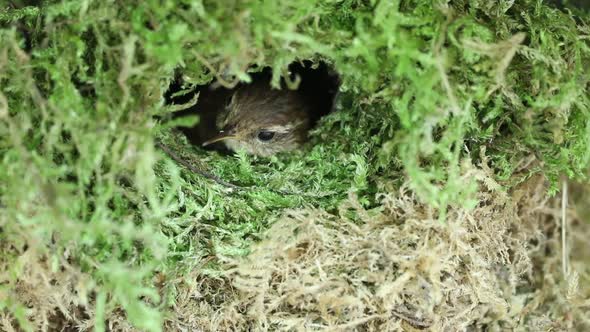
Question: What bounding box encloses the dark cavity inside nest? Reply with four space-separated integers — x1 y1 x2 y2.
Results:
165 61 341 154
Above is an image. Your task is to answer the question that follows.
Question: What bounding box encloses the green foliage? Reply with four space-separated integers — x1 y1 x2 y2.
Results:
0 0 589 330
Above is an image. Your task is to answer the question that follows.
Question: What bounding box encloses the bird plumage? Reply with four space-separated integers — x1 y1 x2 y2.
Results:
204 81 311 157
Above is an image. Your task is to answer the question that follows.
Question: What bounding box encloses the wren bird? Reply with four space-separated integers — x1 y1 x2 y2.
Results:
202 80 312 157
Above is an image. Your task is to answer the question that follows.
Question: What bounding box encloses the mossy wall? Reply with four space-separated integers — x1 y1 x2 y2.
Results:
1 1 589 331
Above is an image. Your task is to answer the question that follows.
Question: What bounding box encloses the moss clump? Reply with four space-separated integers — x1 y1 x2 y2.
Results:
168 172 584 331
1 1 589 331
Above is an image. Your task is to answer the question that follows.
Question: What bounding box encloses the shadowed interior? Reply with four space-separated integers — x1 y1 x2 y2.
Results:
165 61 340 153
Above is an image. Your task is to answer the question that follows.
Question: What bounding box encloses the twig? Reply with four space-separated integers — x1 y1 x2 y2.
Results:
391 307 433 329
156 141 335 198
328 314 387 331
155 140 243 191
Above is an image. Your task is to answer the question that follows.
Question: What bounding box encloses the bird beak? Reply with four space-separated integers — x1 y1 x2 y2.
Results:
202 128 237 147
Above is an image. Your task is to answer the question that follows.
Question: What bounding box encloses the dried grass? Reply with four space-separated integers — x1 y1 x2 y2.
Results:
163 162 590 331
0 241 89 332
4 158 589 331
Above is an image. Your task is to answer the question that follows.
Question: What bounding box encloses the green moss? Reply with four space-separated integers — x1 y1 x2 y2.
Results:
1 1 589 331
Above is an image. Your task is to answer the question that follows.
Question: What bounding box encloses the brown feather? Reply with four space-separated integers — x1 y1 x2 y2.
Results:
215 81 311 157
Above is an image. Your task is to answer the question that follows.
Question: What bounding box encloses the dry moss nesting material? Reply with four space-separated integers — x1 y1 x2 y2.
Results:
167 169 589 331
1 1 590 331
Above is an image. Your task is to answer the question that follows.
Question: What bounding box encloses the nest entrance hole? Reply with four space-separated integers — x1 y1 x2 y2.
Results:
165 60 341 152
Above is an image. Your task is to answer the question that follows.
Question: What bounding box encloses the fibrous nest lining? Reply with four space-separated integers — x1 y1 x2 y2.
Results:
2 1 590 331
2 160 589 331
164 162 590 331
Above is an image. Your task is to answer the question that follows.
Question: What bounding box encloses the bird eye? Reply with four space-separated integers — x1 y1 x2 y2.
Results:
257 130 275 141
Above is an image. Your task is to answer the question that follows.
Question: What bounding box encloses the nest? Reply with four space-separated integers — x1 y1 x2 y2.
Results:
165 164 590 331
